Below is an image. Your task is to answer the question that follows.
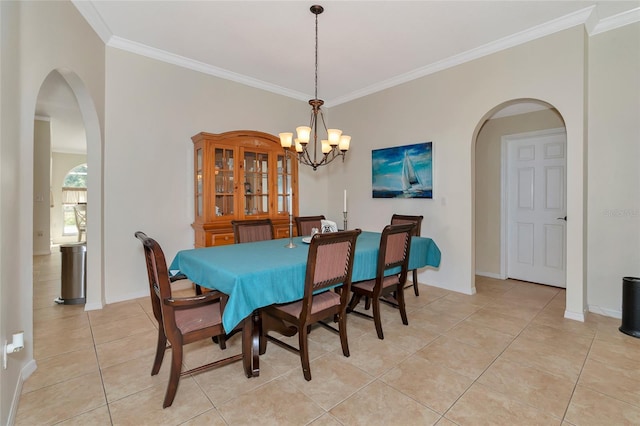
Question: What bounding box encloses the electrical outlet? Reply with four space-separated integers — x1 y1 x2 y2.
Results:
37 231 44 237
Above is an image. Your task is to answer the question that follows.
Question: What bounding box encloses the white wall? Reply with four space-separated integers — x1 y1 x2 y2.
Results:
1 1 105 423
33 119 51 255
103 48 328 303
330 27 588 320
587 23 640 317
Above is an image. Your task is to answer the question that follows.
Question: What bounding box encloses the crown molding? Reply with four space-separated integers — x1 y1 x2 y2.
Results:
108 36 310 102
589 7 640 35
327 6 596 107
71 0 112 44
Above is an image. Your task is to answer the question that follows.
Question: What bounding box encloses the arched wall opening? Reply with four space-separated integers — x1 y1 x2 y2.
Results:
33 69 104 310
471 98 584 321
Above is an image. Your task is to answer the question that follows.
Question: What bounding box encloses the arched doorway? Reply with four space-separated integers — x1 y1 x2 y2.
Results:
34 69 103 309
473 98 573 310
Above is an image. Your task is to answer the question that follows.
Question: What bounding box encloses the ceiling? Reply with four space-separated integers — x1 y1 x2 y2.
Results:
38 1 640 153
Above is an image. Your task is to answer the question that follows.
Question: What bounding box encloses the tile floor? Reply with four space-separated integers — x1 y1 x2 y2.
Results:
17 250 640 425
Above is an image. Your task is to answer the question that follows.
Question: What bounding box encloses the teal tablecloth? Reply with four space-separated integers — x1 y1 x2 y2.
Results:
169 231 440 332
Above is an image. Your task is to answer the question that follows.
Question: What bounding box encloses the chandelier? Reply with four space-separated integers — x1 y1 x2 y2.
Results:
280 4 351 171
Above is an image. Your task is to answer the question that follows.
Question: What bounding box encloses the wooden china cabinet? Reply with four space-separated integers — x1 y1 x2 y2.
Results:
192 130 298 248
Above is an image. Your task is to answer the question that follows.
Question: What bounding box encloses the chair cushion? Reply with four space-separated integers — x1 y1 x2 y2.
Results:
352 274 400 292
175 302 222 334
273 291 341 319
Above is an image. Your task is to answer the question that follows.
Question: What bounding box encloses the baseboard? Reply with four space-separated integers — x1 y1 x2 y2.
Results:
84 301 104 311
564 309 585 322
588 304 622 319
7 359 37 425
475 271 505 280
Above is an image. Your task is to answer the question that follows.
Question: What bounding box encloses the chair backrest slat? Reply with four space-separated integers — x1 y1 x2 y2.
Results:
377 223 414 277
231 219 274 243
302 229 361 317
390 214 423 237
295 215 326 236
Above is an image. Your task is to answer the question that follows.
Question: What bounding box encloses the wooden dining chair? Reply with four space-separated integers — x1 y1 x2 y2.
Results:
294 215 326 236
260 229 361 381
348 223 414 340
231 218 274 243
390 214 423 296
134 231 243 408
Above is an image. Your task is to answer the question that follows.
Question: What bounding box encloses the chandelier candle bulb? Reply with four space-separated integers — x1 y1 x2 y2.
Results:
339 135 351 151
279 133 293 148
296 127 311 144
321 140 331 154
327 129 342 146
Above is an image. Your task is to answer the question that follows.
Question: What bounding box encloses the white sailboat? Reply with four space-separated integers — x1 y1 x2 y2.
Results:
401 151 423 193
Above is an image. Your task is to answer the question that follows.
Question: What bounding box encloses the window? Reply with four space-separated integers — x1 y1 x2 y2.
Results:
62 164 87 236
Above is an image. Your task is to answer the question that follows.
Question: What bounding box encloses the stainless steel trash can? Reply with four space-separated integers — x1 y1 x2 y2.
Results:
620 277 640 338
58 242 86 305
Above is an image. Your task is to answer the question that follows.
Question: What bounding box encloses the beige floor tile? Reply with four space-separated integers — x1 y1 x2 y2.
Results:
34 311 90 333
88 300 147 326
500 335 587 382
519 322 594 357
180 408 228 425
330 380 441 425
217 376 325 425
15 371 106 425
465 307 530 336
95 331 158 369
374 317 440 353
33 303 87 323
56 405 112 425
423 296 483 320
341 332 411 377
195 355 283 407
408 306 463 334
565 385 640 425
101 351 173 402
578 357 640 407
34 325 94 359
532 309 598 338
445 383 562 425
477 357 574 418
381 354 473 414
588 335 640 371
308 413 344 426
90 312 157 345
445 320 514 356
108 377 213 425
22 347 99 393
416 335 498 380
435 417 458 426
283 351 374 410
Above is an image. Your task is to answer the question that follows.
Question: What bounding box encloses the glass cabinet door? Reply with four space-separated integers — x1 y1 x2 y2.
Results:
277 152 293 215
243 150 269 215
196 147 203 218
214 147 234 216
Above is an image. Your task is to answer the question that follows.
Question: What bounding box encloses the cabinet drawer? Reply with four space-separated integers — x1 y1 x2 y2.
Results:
210 232 235 246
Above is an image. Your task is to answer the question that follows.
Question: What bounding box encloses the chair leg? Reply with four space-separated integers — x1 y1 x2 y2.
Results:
412 270 419 296
338 311 350 357
372 297 384 340
364 296 372 310
397 285 409 326
163 343 183 408
152 328 167 376
299 325 311 381
347 293 361 311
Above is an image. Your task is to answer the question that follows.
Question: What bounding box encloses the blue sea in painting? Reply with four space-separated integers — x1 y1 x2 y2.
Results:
372 142 433 199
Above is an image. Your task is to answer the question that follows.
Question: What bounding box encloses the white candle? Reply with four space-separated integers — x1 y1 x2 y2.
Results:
343 189 347 212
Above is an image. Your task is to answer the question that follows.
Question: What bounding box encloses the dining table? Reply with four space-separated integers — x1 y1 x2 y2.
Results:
169 230 441 376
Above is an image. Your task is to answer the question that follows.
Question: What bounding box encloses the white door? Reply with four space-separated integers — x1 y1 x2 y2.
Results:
506 129 566 287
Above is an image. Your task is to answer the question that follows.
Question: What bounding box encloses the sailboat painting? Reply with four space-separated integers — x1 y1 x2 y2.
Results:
372 142 433 199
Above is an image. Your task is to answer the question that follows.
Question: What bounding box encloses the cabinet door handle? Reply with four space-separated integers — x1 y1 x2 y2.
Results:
557 216 567 221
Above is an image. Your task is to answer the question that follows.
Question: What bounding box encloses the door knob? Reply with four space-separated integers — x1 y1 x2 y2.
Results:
557 216 567 221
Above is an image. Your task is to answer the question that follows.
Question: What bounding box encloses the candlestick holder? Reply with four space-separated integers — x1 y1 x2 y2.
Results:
343 211 348 231
285 213 296 248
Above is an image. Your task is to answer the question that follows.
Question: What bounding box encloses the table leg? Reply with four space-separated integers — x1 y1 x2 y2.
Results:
251 310 261 377
241 316 253 377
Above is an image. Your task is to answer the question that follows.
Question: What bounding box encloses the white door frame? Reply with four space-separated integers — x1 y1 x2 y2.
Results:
500 127 567 281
